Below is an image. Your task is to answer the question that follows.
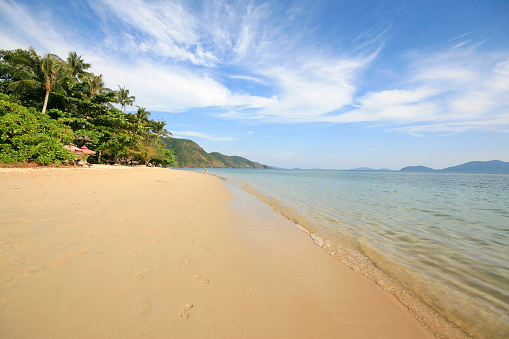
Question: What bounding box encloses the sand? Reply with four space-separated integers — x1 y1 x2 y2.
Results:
0 166 434 338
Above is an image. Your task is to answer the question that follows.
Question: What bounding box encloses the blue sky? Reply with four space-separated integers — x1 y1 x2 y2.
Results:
1 0 508 169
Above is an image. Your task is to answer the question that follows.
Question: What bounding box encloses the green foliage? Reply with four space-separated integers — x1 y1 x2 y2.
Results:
161 137 268 168
161 137 222 167
151 147 175 166
0 48 46 109
1 47 70 114
0 47 176 167
115 85 135 112
0 96 75 165
210 152 270 168
66 51 90 83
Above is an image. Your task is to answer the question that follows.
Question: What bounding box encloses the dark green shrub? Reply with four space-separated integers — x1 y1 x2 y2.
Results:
0 97 75 165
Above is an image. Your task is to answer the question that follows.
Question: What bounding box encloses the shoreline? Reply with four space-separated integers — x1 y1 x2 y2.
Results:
1 166 434 337
216 172 471 338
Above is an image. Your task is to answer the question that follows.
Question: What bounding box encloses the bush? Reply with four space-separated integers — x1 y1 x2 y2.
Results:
0 97 75 165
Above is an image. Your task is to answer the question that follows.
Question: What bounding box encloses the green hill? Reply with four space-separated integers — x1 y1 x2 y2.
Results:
161 137 270 168
209 152 270 168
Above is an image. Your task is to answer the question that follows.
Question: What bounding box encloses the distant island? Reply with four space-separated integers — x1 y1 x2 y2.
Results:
351 167 391 171
161 138 270 168
399 166 436 173
400 160 509 174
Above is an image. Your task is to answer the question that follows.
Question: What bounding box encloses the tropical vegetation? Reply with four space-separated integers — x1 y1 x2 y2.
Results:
0 47 174 166
162 138 270 168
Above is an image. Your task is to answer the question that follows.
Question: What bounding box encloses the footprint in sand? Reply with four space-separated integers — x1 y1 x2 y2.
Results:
133 269 153 280
195 275 209 285
185 259 194 267
54 258 68 268
21 265 43 278
54 248 91 268
71 248 91 256
136 297 152 316
179 304 193 319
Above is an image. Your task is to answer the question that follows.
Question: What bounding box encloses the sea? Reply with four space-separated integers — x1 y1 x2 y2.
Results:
192 168 508 338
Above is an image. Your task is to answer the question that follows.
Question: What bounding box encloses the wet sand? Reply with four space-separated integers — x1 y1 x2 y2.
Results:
0 166 434 338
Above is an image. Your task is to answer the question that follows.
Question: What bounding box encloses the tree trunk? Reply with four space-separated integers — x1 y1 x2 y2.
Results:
41 89 50 114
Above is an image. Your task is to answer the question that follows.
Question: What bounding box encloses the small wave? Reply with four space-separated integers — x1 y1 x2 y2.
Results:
216 169 509 337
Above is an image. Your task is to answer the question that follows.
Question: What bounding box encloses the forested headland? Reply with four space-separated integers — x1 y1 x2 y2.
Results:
162 137 270 168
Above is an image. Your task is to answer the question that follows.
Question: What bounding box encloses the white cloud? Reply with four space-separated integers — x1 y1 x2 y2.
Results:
358 88 437 109
325 44 509 133
171 131 236 141
93 0 279 68
2 0 507 136
229 75 267 85
0 0 277 113
494 59 509 75
95 0 218 66
0 0 71 56
223 41 509 132
82 53 276 112
229 54 377 121
451 40 470 49
390 116 509 134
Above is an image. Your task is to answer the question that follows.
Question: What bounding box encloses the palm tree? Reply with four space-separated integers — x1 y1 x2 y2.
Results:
115 85 135 112
66 51 90 82
151 119 172 145
131 106 152 136
135 106 151 124
83 72 106 98
82 72 117 107
6 47 69 114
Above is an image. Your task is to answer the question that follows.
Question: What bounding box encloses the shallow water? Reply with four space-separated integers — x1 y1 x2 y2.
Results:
200 169 509 338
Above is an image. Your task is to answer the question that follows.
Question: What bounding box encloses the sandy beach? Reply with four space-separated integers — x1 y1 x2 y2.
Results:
0 166 434 338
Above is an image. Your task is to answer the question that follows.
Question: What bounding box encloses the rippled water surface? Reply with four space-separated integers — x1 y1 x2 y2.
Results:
205 169 509 338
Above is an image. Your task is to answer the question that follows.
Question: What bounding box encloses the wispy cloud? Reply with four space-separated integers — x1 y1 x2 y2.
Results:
171 130 236 141
92 0 282 68
88 57 277 112
259 56 373 119
89 0 385 120
0 0 280 112
221 52 380 122
0 0 71 56
244 41 509 133
95 0 216 66
2 0 507 136
229 75 268 85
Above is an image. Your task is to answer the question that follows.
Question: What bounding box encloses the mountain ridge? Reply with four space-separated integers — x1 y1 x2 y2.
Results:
161 137 270 168
400 160 509 173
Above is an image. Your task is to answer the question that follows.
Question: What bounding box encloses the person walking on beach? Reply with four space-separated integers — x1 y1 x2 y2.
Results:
204 168 208 174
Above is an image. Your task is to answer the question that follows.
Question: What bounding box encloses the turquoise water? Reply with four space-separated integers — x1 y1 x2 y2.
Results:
200 169 508 338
